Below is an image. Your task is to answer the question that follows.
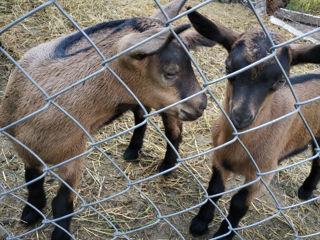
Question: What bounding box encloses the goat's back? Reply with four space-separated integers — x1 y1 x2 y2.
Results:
0 17 164 164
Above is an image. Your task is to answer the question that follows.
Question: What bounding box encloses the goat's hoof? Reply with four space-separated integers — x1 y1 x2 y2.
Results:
189 216 209 236
213 230 233 240
158 162 175 174
298 186 314 200
21 206 42 225
52 228 71 240
123 148 139 161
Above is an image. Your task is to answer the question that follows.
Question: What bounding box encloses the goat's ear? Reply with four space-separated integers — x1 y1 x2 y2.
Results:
118 28 171 59
187 8 239 52
290 44 320 65
151 0 187 22
179 30 216 49
118 25 191 60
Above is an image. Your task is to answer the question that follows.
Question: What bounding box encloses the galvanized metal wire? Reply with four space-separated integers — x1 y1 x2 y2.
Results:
0 0 320 239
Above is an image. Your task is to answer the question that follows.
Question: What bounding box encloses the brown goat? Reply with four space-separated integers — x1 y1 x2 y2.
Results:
0 1 214 239
187 10 320 239
113 0 215 173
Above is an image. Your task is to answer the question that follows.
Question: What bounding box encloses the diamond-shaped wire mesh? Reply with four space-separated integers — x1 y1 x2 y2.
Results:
0 0 320 239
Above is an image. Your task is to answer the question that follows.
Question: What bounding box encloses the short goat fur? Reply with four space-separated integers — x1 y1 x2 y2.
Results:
187 9 320 240
0 1 214 239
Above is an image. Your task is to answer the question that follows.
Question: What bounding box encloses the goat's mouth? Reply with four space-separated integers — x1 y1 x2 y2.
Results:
179 109 200 121
232 121 252 130
230 113 256 130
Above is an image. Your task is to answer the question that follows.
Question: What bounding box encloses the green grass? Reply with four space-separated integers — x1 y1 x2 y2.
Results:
286 0 320 16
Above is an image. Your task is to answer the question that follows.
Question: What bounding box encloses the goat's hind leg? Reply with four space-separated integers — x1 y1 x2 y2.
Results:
298 140 320 200
123 107 150 161
190 166 229 236
21 165 46 225
51 158 83 240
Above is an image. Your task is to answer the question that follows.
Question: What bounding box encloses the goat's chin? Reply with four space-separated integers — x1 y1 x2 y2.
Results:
232 120 254 130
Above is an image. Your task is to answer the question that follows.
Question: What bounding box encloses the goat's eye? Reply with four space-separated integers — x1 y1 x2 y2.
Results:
132 53 146 60
271 77 286 90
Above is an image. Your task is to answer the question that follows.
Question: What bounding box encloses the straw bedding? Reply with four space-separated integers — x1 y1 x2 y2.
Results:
0 0 319 239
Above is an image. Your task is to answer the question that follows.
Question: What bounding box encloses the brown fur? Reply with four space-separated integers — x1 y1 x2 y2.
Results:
190 10 320 203
151 0 186 22
0 17 210 179
213 78 320 202
188 10 320 238
0 2 215 235
266 0 290 15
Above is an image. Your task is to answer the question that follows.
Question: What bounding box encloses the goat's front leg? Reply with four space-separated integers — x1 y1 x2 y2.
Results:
190 166 230 236
123 107 150 161
158 113 182 173
213 174 274 240
212 188 249 240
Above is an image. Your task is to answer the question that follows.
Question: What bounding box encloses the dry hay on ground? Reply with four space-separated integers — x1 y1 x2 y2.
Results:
0 0 319 239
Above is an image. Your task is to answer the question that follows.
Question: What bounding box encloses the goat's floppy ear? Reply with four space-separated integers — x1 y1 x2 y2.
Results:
290 44 320 65
118 25 191 59
118 28 171 59
179 30 216 49
151 0 187 22
187 8 239 52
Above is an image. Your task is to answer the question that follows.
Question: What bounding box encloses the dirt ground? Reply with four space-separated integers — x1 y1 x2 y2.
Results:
0 1 320 240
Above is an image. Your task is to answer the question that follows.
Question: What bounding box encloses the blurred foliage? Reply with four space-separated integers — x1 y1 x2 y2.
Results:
287 0 320 16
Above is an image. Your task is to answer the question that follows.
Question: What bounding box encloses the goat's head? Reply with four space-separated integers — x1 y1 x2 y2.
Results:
188 9 320 128
116 22 214 121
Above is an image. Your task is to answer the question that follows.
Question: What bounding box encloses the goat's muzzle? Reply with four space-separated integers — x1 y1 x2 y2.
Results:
230 108 255 130
178 93 207 121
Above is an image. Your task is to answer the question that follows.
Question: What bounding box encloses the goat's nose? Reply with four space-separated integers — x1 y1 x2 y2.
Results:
195 93 207 117
231 109 254 129
200 93 207 111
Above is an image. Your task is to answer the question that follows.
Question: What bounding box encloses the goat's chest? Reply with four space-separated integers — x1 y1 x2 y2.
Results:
215 131 279 175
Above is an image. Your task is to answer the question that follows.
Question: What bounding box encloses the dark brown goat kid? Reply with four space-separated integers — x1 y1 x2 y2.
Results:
187 10 320 240
0 1 214 239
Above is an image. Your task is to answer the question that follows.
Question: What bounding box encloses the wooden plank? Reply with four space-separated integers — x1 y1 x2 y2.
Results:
274 8 320 26
270 16 319 43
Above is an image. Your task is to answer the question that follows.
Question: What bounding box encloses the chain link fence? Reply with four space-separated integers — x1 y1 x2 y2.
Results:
0 0 320 239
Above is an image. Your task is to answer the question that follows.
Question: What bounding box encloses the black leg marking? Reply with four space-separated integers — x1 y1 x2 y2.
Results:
21 168 46 225
123 107 150 161
213 188 249 240
190 167 225 236
51 185 74 240
298 142 320 200
158 113 182 173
